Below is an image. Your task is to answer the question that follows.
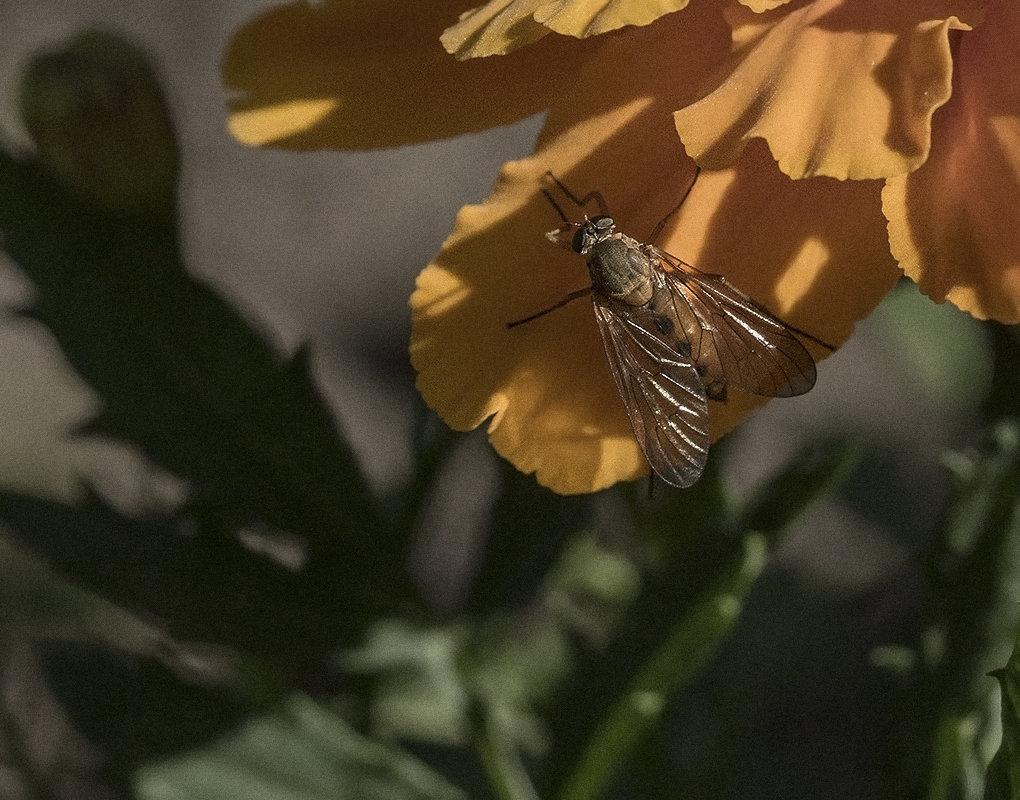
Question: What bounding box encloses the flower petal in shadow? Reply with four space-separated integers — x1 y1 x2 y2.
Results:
224 0 598 149
884 0 1020 322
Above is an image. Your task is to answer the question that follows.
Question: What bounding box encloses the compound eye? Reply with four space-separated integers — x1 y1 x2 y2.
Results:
594 216 614 231
571 227 587 253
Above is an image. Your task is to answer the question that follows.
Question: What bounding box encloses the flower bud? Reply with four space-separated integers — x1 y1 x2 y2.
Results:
19 30 179 212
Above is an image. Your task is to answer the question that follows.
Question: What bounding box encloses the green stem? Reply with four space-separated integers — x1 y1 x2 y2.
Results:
556 534 769 800
926 710 983 800
473 703 541 800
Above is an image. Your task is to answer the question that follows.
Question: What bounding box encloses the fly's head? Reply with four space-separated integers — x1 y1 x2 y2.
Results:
571 216 615 254
547 216 616 253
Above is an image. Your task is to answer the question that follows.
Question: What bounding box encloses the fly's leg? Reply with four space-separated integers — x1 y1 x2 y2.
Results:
512 172 607 329
543 171 611 219
507 286 592 329
647 166 701 244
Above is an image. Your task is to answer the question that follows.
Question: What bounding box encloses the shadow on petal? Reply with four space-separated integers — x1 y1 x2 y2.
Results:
224 0 598 149
884 0 1020 323
657 140 901 439
412 7 901 494
411 160 647 494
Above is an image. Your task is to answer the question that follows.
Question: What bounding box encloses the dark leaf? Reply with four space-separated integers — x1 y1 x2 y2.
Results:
0 147 417 642
986 645 1020 799
134 694 467 800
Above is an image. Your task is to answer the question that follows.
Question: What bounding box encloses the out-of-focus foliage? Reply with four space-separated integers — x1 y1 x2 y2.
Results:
135 694 467 800
987 635 1020 798
0 29 1018 800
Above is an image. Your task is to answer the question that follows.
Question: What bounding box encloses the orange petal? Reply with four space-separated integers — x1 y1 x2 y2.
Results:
442 0 690 59
412 161 651 494
674 0 981 179
884 0 1020 322
411 9 899 494
654 143 900 451
223 0 596 149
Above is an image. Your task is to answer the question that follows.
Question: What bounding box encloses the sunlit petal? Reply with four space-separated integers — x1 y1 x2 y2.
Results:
674 0 980 179
737 0 795 12
442 0 690 59
536 0 692 37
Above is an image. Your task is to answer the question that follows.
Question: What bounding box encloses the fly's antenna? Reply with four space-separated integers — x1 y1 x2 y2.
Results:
648 166 702 244
543 171 611 218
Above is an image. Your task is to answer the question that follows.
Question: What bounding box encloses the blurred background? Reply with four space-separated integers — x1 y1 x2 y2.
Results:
0 3 1013 800
0 0 543 498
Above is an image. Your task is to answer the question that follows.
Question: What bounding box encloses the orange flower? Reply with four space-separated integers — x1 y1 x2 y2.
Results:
224 0 1016 494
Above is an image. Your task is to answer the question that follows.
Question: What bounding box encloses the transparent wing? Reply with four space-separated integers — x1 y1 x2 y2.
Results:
645 245 818 398
592 294 710 488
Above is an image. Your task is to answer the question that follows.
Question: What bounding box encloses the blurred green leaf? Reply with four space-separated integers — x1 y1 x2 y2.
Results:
738 437 865 535
544 533 641 643
926 419 1020 699
0 140 415 645
343 620 468 746
135 694 467 800
539 436 859 800
44 642 251 785
541 518 740 797
0 488 340 669
0 528 156 647
0 146 378 539
875 279 993 412
465 462 595 615
896 417 1020 798
555 534 768 800
344 534 643 752
20 30 179 212
986 639 1020 800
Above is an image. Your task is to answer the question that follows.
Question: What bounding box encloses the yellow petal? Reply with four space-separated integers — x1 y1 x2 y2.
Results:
737 0 794 11
412 9 899 494
224 0 595 149
884 0 1020 322
674 0 980 179
441 0 551 59
442 0 690 59
535 0 692 37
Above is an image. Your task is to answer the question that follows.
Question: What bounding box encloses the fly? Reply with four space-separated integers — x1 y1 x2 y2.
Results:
508 169 829 488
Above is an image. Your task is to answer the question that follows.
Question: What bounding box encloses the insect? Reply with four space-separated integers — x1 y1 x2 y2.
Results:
508 169 828 488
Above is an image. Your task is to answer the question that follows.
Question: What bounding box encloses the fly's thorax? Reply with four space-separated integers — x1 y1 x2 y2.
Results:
585 232 654 307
